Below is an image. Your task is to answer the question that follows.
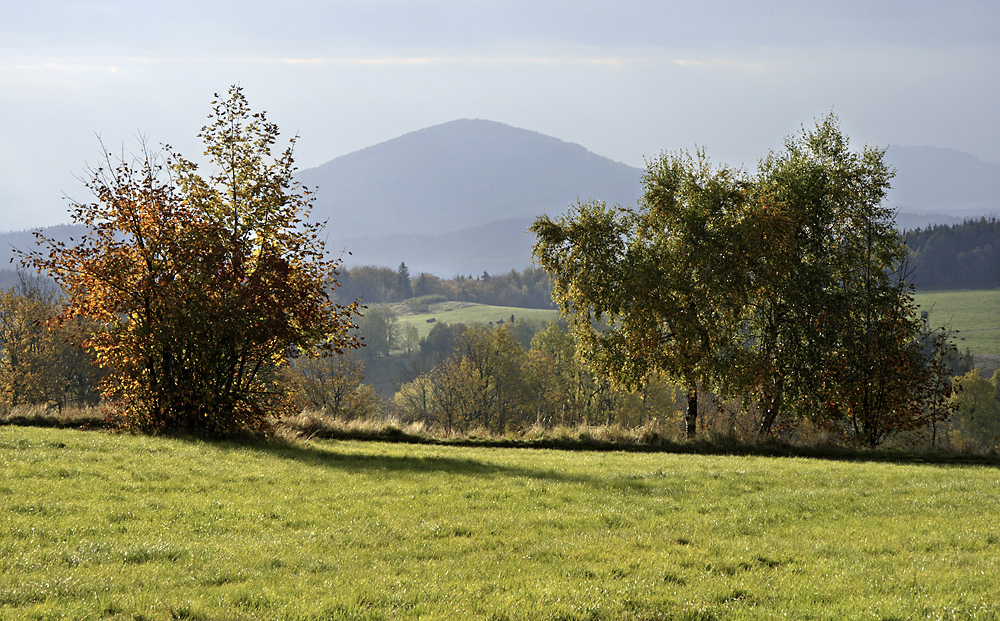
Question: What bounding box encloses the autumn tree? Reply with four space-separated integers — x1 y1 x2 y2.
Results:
0 273 100 409
24 86 359 435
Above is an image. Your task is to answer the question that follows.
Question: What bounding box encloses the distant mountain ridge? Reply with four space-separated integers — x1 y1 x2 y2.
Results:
885 145 1000 215
2 121 998 277
297 119 644 239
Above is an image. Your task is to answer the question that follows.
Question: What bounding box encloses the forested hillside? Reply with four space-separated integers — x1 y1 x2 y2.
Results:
904 217 1000 290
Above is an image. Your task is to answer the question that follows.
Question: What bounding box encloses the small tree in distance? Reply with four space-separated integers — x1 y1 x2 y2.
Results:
24 86 360 436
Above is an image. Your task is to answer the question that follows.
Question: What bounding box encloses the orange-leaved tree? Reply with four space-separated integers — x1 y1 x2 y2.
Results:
23 86 360 436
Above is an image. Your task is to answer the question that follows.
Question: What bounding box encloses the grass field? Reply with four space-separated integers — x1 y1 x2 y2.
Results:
914 289 1000 356
390 290 999 356
3 425 999 620
394 301 561 341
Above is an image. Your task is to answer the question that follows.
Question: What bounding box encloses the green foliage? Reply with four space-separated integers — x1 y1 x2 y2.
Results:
533 114 954 445
949 369 1000 451
746 116 944 446
23 87 360 436
3 426 1000 619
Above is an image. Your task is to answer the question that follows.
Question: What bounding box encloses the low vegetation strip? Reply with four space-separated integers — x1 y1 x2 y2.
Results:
3 426 999 619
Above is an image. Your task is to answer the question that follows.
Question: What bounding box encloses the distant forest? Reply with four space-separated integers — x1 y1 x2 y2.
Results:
2 218 996 298
903 217 1000 290
335 217 999 305
332 263 556 309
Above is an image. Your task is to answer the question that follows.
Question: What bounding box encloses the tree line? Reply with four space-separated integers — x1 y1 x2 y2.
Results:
280 310 989 450
903 217 1000 290
333 263 555 309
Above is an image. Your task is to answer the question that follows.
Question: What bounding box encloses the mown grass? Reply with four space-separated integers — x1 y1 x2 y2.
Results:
914 288 1000 355
3 425 1000 620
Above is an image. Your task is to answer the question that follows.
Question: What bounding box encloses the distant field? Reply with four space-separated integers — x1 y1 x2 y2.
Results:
394 301 561 340
392 291 1000 356
2 426 999 619
914 289 1000 355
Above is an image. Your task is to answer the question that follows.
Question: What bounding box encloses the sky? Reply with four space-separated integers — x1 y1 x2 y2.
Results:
2 0 998 231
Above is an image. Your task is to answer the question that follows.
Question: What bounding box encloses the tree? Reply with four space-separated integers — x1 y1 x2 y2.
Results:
532 114 953 443
355 306 398 360
396 262 412 298
391 324 532 434
24 86 360 435
525 323 578 427
0 273 101 409
949 369 1000 451
742 117 954 445
734 115 901 435
532 151 748 437
289 354 381 420
455 324 530 431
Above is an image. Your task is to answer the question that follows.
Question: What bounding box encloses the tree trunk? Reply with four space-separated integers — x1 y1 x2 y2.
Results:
758 375 784 436
685 386 698 438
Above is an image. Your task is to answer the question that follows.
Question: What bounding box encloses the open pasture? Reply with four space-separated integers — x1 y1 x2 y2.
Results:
2 426 999 620
395 301 560 341
914 289 1000 355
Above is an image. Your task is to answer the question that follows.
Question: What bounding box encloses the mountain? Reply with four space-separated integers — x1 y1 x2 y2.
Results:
2 126 998 278
886 145 1000 226
298 119 643 237
298 133 999 275
296 119 644 274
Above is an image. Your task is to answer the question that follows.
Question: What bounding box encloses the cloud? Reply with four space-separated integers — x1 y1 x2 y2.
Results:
2 52 770 73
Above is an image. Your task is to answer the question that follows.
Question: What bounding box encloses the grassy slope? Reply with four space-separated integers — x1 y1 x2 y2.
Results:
390 290 999 355
914 289 1000 355
394 301 560 341
3 426 999 620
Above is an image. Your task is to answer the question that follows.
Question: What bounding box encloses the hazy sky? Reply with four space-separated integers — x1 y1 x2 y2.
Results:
2 0 998 231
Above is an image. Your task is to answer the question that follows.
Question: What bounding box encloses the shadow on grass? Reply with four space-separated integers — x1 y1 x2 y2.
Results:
6 415 1000 472
253 439 605 486
252 427 1000 470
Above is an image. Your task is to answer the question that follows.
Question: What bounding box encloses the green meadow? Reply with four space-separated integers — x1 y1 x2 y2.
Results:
395 301 560 341
3 425 999 620
392 290 1000 355
914 289 1000 355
